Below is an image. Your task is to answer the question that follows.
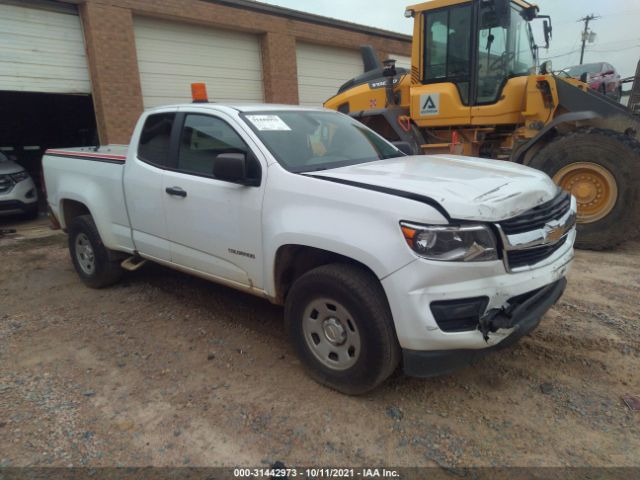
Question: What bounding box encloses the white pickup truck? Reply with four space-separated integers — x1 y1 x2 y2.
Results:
43 103 576 394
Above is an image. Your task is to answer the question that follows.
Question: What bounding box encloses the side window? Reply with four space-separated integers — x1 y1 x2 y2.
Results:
423 5 472 104
137 113 175 167
424 11 449 81
177 114 249 176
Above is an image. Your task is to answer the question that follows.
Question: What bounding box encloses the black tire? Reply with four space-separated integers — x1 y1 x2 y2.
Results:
68 214 123 288
529 128 640 250
284 263 400 395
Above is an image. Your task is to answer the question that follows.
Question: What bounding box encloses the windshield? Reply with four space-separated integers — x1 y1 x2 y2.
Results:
477 3 537 103
242 111 403 173
564 63 602 77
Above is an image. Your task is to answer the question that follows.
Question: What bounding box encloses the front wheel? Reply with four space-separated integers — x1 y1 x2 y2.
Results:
68 215 123 288
284 264 400 395
529 129 640 250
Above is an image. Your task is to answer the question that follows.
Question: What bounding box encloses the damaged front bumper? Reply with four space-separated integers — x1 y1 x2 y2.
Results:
381 226 574 377
402 278 566 378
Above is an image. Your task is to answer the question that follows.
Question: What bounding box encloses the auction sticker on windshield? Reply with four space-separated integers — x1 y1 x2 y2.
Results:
246 115 291 131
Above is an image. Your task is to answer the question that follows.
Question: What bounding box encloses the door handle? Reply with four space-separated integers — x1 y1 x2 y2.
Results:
165 186 187 198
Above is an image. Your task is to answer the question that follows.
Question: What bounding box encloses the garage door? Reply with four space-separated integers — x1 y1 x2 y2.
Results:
134 17 264 109
393 54 412 70
296 43 363 106
0 3 90 93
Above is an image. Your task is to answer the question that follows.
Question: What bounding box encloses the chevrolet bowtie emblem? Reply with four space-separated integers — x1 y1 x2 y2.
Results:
544 224 565 243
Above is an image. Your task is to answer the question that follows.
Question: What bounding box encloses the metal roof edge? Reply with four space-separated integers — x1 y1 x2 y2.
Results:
204 0 412 43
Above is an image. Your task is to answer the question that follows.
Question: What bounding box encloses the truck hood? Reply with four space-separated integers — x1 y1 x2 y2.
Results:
307 154 559 222
0 159 24 175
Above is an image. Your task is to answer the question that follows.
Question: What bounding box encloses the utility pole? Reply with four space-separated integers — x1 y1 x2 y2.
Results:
578 14 600 65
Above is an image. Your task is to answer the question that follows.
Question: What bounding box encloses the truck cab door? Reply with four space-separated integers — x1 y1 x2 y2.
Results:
469 1 536 125
123 112 174 261
410 4 473 128
162 111 265 289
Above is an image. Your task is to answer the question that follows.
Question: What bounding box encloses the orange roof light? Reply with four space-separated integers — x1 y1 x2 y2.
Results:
191 83 209 103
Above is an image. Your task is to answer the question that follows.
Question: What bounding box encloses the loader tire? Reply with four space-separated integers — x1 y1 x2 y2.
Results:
529 128 640 250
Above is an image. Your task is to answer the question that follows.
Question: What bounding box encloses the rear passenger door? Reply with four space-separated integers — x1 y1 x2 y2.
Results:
162 111 266 288
124 112 175 261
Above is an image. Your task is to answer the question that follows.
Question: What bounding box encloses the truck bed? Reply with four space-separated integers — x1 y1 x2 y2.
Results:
43 144 135 253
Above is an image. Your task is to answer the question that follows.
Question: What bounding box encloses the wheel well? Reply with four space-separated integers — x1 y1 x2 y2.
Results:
61 199 90 230
273 245 379 305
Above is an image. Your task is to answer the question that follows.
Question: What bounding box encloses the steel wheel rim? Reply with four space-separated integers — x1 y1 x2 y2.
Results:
75 233 96 275
553 162 618 224
302 298 361 371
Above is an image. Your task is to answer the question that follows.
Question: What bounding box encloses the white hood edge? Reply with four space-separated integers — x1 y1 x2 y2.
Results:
306 154 560 222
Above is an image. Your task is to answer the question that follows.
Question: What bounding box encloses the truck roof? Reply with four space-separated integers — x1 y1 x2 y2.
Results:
144 103 328 114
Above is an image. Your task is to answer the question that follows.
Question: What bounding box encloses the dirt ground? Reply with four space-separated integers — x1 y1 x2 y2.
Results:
0 217 638 469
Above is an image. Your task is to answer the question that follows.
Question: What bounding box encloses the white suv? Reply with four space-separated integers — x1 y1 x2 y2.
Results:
0 152 39 219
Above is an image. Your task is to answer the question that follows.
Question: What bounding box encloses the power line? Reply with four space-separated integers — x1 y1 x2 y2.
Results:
600 9 640 18
542 49 580 60
588 44 640 53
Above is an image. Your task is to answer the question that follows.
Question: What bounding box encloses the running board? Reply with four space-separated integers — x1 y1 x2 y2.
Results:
121 256 147 271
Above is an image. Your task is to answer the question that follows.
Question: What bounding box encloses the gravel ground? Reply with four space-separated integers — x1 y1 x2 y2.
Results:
0 221 638 468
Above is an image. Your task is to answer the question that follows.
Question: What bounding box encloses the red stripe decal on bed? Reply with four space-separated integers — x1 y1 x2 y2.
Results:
45 149 126 161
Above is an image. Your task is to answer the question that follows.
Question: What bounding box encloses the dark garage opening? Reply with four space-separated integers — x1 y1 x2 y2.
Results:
0 91 98 215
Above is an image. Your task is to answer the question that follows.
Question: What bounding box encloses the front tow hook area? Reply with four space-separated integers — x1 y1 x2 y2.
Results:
478 279 567 341
478 308 515 341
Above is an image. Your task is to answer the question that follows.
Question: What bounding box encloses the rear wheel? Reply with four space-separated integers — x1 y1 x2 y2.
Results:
68 215 123 288
284 263 400 395
529 129 640 250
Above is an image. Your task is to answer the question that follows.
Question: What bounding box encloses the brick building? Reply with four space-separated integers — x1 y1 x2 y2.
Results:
0 0 411 179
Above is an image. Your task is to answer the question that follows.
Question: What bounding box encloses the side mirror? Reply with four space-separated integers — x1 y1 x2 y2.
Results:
213 153 260 186
392 141 414 156
580 72 590 83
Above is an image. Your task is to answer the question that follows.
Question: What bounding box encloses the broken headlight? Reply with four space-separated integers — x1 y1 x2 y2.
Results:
400 222 498 262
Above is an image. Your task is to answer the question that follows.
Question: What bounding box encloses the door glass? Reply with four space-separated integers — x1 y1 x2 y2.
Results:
423 5 472 104
177 114 249 176
137 113 175 167
477 25 508 104
477 4 537 104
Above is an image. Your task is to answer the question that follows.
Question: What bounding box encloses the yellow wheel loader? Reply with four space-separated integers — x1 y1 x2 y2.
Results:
324 0 640 250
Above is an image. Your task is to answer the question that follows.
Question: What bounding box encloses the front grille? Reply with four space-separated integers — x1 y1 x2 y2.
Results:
506 236 568 270
0 175 13 194
500 191 571 235
0 200 24 212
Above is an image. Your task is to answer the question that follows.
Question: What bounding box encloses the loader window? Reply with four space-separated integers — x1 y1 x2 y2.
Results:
476 3 537 104
423 5 472 104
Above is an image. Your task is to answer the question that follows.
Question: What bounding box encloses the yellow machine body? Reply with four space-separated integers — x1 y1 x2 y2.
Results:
324 0 640 249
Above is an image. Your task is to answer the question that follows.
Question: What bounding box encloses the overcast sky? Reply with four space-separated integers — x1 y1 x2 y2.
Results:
260 0 640 78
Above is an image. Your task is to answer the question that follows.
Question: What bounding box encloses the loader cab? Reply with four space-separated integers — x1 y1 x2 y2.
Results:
408 0 543 127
